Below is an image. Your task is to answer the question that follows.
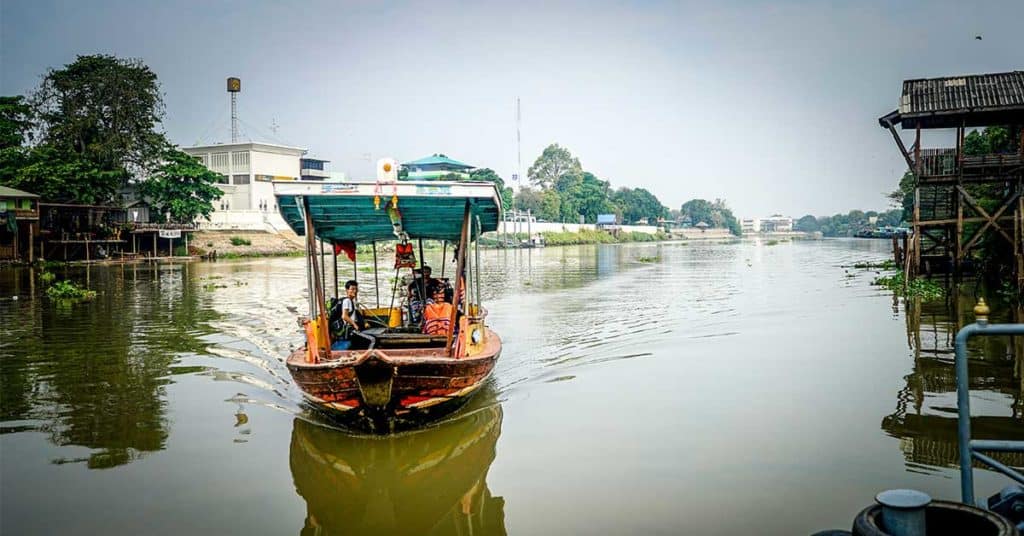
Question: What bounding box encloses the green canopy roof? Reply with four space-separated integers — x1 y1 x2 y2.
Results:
401 154 473 169
275 181 501 243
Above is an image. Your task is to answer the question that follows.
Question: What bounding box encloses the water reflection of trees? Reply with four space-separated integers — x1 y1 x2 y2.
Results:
289 392 505 536
882 287 1024 470
0 263 219 468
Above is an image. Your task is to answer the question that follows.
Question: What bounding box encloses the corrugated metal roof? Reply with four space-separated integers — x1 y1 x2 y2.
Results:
899 71 1024 115
0 185 39 198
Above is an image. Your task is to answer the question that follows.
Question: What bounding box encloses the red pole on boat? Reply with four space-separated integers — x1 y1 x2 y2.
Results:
447 202 471 356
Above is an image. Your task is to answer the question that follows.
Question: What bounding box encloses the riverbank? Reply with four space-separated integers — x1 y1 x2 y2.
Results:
482 229 677 247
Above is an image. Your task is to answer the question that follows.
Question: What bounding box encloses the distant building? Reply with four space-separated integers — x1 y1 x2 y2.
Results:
0 186 40 261
300 157 330 181
401 154 474 181
761 215 793 232
741 215 793 234
596 214 620 232
182 141 338 230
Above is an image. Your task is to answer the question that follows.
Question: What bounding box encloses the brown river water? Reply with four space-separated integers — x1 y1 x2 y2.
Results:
1 239 1021 535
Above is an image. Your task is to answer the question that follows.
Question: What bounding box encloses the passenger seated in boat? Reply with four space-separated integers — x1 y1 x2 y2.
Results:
422 283 454 336
341 280 373 349
407 269 427 326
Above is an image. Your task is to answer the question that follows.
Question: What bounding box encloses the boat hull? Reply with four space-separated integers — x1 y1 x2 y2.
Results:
287 330 501 433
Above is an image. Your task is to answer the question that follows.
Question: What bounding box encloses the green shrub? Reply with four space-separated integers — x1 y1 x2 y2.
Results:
39 271 56 284
229 236 251 246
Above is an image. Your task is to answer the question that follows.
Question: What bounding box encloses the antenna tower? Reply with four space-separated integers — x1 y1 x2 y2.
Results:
227 77 241 142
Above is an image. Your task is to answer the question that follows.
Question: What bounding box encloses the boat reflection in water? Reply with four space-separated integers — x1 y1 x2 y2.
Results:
882 289 1024 471
289 390 506 535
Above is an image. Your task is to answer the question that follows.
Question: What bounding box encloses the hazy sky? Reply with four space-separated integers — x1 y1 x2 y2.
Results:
2 0 1021 217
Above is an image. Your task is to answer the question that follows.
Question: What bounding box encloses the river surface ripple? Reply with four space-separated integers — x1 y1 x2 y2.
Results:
1 238 1021 535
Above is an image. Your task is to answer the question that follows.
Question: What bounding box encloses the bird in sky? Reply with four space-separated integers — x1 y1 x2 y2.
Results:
975 35 983 40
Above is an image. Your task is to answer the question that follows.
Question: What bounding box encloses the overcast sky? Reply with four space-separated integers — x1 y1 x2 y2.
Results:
2 0 1021 217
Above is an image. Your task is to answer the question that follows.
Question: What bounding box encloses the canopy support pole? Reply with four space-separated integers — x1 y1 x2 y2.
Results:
332 244 338 299
418 238 427 302
319 239 326 298
475 216 482 312
441 241 447 277
372 241 380 308
302 197 330 358
447 202 471 356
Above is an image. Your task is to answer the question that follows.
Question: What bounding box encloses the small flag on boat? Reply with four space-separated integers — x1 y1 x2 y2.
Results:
333 241 357 262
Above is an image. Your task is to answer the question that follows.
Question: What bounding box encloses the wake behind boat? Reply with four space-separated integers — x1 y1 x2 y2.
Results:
274 159 503 433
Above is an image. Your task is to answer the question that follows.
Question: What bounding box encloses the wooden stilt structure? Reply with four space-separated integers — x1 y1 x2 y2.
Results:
879 71 1024 289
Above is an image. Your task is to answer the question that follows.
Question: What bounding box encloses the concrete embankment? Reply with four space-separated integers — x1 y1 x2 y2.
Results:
192 230 304 257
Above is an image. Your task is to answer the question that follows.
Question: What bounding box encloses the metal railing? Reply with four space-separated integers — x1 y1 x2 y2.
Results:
955 299 1024 505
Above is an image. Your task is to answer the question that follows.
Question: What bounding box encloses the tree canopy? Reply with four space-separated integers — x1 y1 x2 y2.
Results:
517 143 669 224
140 147 223 223
527 143 582 191
32 54 166 173
0 54 221 218
680 198 741 235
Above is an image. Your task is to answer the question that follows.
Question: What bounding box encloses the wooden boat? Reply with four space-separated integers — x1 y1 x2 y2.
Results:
274 164 503 433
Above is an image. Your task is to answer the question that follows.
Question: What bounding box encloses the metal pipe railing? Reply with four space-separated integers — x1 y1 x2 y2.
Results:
955 299 1024 505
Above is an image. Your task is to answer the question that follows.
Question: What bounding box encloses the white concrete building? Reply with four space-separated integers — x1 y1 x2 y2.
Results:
183 142 329 231
741 215 794 234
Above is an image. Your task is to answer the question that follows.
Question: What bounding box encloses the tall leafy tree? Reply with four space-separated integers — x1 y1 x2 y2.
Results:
513 186 543 214
10 146 126 204
681 198 740 235
528 143 582 191
564 172 617 223
139 148 222 223
614 187 666 223
0 96 34 187
795 215 819 232
468 168 513 211
538 189 561 222
680 199 714 226
32 54 166 175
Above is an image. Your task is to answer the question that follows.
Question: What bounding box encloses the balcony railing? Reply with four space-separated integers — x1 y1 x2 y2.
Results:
913 148 1023 180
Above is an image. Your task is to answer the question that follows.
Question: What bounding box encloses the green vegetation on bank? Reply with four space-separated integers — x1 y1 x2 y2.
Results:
511 144 671 225
794 209 904 237
679 198 742 236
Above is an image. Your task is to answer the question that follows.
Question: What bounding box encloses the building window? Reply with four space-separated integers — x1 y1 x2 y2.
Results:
301 159 325 171
231 151 250 171
210 152 229 171
216 174 229 184
233 174 250 185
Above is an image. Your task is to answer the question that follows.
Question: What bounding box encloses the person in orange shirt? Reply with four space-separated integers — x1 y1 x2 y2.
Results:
422 283 454 336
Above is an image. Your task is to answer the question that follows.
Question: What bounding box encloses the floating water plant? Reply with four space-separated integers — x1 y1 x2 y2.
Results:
872 271 945 300
851 260 897 270
45 280 97 302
